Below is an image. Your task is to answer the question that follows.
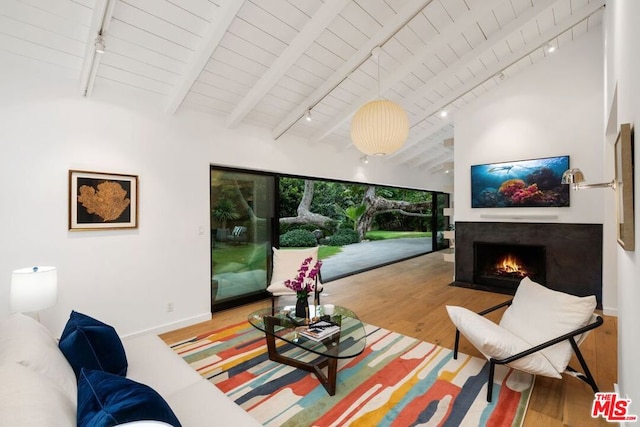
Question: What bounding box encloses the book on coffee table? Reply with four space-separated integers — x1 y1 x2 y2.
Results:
300 320 340 341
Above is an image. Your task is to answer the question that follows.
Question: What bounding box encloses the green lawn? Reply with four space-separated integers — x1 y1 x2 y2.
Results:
212 243 342 273
365 230 432 240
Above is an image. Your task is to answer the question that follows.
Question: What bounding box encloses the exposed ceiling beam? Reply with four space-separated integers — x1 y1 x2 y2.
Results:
395 0 605 157
165 0 246 115
225 0 350 129
309 0 506 143
79 0 116 97
271 0 433 140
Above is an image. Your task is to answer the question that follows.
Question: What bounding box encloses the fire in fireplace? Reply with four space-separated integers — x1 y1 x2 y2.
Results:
474 242 546 292
491 253 529 279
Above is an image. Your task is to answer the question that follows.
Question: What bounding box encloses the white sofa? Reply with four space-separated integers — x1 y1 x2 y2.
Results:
0 313 261 426
122 333 261 426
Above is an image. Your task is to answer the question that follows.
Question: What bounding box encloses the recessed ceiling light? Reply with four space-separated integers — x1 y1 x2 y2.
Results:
439 110 448 118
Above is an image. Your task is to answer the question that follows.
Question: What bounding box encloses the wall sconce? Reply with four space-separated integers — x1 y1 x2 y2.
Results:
561 168 615 190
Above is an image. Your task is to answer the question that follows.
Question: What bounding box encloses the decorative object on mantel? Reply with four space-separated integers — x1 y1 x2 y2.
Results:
471 155 570 208
351 47 409 156
284 257 322 319
69 170 138 230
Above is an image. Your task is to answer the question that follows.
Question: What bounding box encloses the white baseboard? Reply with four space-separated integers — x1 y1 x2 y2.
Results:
121 312 212 339
603 307 618 317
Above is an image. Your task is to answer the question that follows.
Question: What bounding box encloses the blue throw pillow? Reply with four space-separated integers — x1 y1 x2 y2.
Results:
77 368 182 427
59 310 128 379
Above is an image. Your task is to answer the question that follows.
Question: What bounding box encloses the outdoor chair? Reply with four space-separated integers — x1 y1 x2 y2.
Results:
266 246 323 314
227 225 247 244
446 276 603 402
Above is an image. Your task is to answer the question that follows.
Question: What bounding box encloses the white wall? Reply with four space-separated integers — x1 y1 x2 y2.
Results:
452 29 615 313
454 28 605 224
0 55 448 337
604 0 640 409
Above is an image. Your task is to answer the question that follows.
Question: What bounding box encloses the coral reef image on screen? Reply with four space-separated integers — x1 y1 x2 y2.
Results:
471 156 570 208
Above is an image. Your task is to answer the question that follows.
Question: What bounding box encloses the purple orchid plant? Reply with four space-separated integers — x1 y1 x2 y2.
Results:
284 256 322 298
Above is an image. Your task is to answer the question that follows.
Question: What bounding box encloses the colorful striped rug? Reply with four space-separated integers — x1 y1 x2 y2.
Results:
167 321 533 426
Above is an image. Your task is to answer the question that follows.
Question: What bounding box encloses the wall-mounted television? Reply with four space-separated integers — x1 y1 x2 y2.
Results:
471 155 570 208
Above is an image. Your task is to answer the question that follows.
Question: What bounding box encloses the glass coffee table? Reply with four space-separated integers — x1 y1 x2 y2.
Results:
248 305 367 396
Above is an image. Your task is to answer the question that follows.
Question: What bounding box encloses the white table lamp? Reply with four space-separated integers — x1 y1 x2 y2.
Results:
10 266 58 316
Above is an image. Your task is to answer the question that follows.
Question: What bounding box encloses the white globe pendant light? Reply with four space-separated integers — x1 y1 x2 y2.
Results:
351 99 409 156
350 48 409 156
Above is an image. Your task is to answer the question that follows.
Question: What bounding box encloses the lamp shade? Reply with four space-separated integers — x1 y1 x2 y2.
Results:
10 266 57 313
561 168 585 185
350 99 409 156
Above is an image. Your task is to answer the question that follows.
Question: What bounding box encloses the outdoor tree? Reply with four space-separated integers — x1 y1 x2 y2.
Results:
279 179 333 227
212 199 240 229
279 179 432 240
357 186 432 239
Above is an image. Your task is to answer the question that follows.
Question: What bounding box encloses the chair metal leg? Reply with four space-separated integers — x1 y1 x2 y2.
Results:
454 329 460 360
568 337 599 393
487 360 495 402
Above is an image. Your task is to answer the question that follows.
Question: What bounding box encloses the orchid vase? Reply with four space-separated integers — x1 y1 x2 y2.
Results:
295 291 309 318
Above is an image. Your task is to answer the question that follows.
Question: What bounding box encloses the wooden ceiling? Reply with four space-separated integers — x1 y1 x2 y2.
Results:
1 0 604 171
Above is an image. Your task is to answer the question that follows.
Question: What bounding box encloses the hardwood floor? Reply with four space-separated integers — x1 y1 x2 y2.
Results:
161 251 617 426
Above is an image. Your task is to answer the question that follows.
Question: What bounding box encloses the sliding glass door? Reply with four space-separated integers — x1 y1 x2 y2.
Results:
210 167 275 310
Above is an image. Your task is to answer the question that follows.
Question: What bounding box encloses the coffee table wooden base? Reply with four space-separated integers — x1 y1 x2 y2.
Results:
264 318 338 395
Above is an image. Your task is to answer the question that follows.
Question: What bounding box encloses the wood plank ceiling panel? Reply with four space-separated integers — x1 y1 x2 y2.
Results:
422 1 454 33
102 0 215 95
0 0 90 70
1 0 89 42
239 0 332 129
107 20 191 63
20 0 93 23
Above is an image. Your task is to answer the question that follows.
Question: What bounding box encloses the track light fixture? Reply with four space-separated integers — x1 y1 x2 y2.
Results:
95 35 106 54
545 42 556 54
360 155 369 164
439 109 448 118
305 109 312 122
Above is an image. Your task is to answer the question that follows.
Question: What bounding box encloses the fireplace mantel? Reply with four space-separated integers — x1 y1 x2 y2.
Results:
453 221 603 307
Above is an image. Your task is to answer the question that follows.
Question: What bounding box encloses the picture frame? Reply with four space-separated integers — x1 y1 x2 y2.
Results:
614 123 634 250
470 155 570 208
69 170 138 230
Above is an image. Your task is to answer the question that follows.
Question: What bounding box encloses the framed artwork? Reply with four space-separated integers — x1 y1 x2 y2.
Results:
69 170 138 230
615 123 634 250
471 155 570 208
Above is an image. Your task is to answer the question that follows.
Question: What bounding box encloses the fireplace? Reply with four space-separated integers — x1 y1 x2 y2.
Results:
453 222 603 307
474 242 545 291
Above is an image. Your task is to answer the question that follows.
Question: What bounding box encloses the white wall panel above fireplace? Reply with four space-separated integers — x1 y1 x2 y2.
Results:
453 28 605 225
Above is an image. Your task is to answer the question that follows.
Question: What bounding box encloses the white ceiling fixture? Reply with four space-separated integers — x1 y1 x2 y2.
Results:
350 47 409 156
79 0 116 97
